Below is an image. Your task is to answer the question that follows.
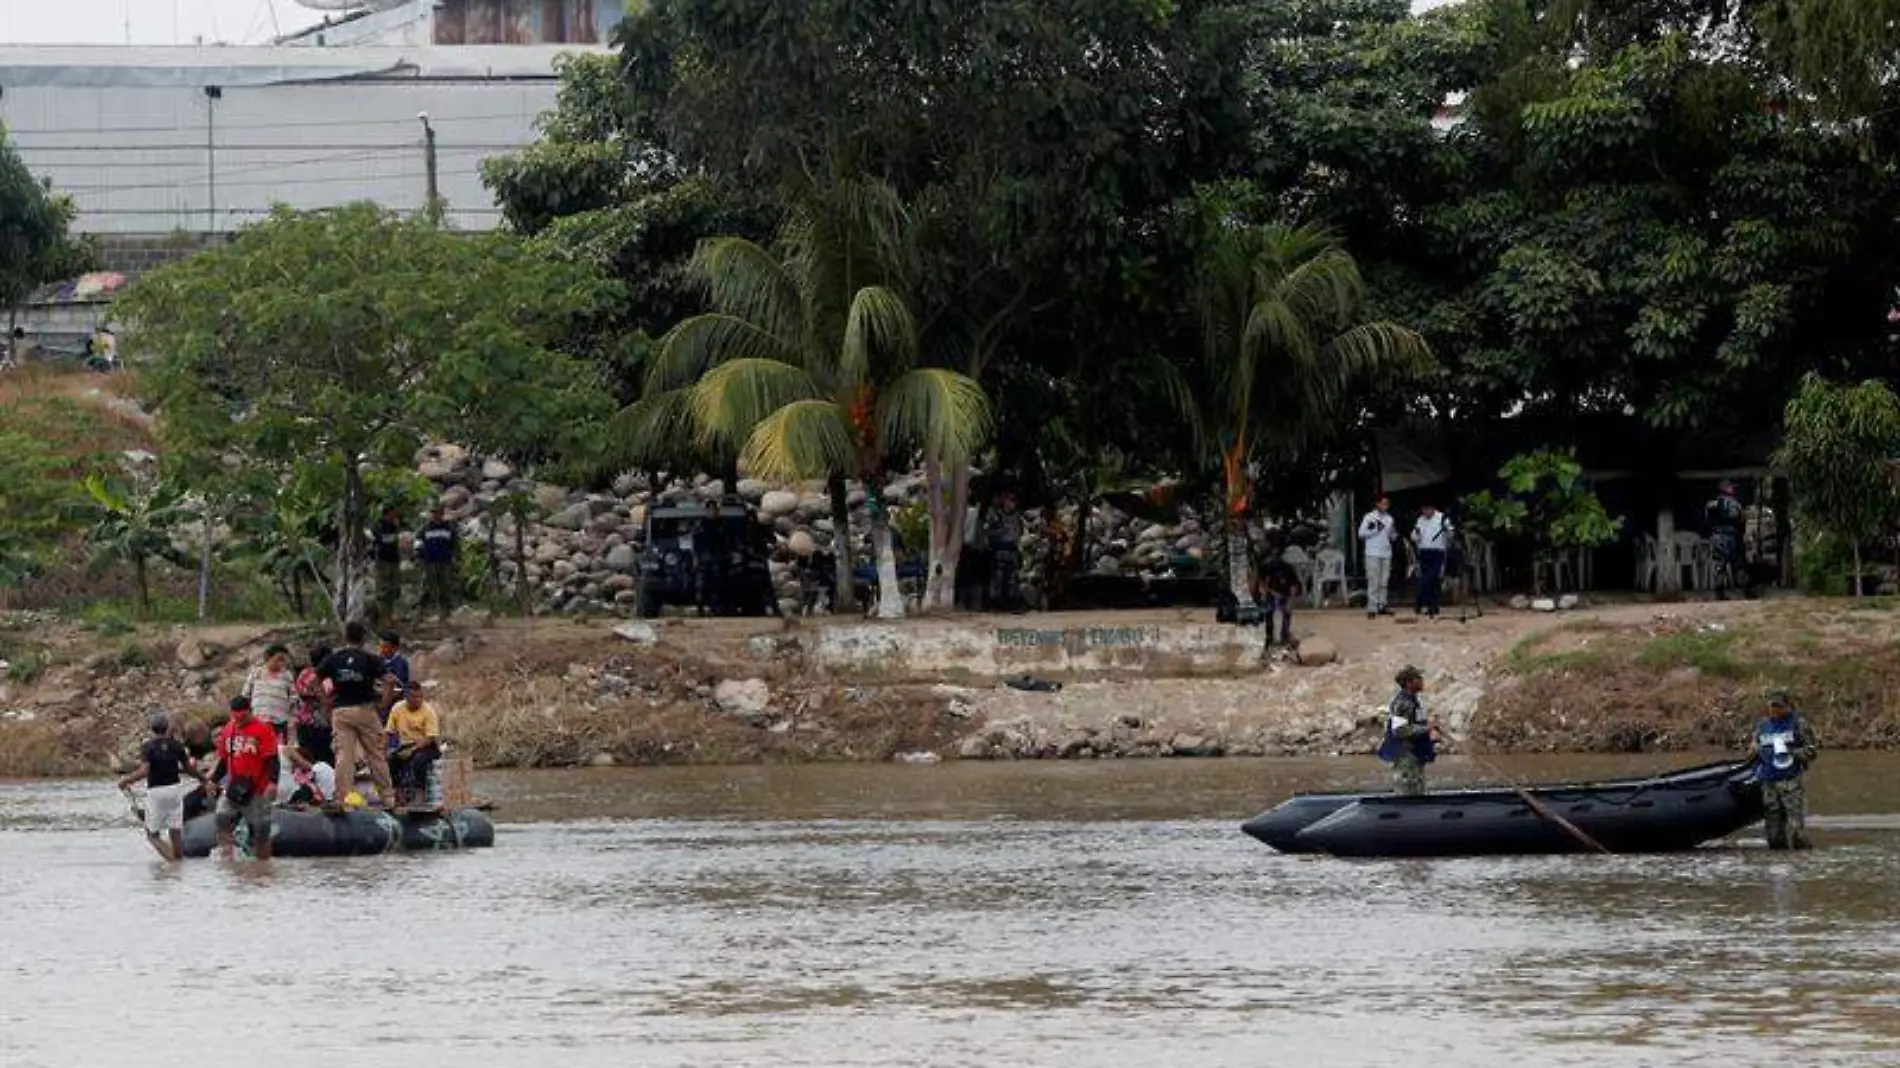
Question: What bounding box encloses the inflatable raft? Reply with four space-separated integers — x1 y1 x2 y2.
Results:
180 805 497 859
1240 759 1763 857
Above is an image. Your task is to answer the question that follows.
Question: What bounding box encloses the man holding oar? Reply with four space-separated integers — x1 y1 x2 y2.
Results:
1377 665 1440 795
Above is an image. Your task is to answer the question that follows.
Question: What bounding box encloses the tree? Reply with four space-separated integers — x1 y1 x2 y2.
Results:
118 204 616 619
0 126 90 320
1458 449 1623 594
0 429 77 600
1774 374 1900 596
1192 219 1430 606
644 178 990 618
80 473 190 616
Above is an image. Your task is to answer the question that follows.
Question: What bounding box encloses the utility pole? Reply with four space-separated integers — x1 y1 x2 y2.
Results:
204 86 222 234
418 112 441 221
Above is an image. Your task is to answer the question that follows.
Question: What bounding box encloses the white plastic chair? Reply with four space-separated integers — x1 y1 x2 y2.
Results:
1311 548 1348 607
1635 535 1658 592
1672 532 1707 590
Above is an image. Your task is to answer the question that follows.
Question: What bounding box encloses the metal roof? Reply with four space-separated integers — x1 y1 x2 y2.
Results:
0 44 606 88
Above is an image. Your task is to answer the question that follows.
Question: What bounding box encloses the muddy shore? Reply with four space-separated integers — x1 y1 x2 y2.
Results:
1 597 1892 777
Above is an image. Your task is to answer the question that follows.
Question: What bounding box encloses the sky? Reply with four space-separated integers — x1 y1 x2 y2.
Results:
0 0 326 46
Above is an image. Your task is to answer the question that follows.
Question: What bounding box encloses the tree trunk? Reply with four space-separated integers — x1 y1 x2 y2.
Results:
135 555 150 616
871 512 905 619
291 568 305 618
197 502 214 622
514 518 532 617
828 473 854 614
1226 517 1255 608
485 513 501 596
340 460 365 622
922 452 968 612
1853 541 1864 596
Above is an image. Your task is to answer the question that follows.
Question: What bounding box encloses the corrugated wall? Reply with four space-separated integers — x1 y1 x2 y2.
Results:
2 76 557 235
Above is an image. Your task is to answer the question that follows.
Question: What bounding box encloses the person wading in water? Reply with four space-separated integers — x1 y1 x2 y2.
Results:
1754 691 1817 850
1377 665 1441 795
317 621 395 811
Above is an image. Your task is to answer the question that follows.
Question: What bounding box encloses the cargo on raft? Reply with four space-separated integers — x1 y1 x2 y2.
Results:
1239 759 1765 858
180 805 497 859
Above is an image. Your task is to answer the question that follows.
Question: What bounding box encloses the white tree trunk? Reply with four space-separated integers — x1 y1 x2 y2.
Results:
1227 521 1255 608
872 515 905 619
922 452 968 612
197 503 214 622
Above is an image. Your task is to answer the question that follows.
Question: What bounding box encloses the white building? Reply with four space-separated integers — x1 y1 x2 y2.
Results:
0 43 605 237
284 1 633 48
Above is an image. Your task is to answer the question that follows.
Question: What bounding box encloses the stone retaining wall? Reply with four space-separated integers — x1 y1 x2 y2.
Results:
808 620 1264 679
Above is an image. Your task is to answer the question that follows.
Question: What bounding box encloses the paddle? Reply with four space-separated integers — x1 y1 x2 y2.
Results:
1471 756 1612 855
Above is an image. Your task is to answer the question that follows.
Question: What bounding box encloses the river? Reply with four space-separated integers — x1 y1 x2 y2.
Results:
3 754 1898 1068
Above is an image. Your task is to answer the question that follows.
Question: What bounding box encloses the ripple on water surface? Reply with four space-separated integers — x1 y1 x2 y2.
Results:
1 759 1897 1068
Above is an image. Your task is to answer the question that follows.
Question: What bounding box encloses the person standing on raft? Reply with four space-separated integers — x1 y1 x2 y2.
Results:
1378 665 1441 795
1754 691 1817 850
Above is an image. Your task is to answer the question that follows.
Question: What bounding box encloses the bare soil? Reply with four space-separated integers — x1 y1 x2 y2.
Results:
3 594 1894 777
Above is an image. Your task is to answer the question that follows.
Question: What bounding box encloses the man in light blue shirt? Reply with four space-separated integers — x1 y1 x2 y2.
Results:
1358 495 1396 618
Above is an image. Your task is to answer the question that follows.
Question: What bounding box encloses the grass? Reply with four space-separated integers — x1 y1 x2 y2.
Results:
1632 630 1747 678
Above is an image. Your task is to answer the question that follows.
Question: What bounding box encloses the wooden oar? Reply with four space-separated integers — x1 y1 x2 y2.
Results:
1472 757 1612 855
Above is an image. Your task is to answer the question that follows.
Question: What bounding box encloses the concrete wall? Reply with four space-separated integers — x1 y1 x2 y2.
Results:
809 621 1262 681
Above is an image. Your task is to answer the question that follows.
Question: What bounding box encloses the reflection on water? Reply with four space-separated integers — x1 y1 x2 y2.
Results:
2 755 1897 1068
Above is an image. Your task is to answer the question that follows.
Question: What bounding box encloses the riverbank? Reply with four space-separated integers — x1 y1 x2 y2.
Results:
1 596 1894 776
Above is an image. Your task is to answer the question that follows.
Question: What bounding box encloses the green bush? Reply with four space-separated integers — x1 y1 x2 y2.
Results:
1795 529 1861 596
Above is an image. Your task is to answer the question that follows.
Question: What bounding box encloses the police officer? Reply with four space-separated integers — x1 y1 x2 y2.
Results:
1377 665 1440 795
1705 481 1747 599
1754 691 1818 850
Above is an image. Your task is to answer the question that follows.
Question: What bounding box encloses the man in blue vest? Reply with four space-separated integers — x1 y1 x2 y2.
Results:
1754 691 1817 850
1377 664 1440 795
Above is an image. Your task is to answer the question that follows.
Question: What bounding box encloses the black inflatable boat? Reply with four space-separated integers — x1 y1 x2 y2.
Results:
180 806 497 859
1240 759 1763 857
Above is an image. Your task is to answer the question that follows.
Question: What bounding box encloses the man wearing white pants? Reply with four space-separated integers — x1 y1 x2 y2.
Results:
117 712 205 862
1359 495 1397 618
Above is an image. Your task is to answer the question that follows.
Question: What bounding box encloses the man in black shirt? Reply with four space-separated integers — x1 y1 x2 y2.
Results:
1260 547 1304 650
117 712 205 862
373 504 405 624
693 500 730 617
317 620 394 809
417 504 459 620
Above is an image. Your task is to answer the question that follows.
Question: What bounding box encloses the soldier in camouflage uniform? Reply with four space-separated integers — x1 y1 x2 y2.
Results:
1377 665 1439 795
1754 691 1818 850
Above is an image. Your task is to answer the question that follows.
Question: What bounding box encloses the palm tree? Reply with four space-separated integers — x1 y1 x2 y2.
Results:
81 473 191 616
638 179 990 618
1194 222 1431 608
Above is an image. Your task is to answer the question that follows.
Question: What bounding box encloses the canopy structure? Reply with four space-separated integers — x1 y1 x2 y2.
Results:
1375 415 1778 493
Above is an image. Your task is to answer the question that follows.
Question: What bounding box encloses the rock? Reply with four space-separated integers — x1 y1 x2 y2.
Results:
1509 594 1531 610
1532 598 1558 613
1295 637 1338 666
604 574 636 592
1558 593 1581 610
1094 555 1122 575
795 493 831 519
175 639 208 669
1118 713 1144 729
957 735 992 760
533 484 571 512
611 622 658 644
787 530 817 558
439 485 472 511
737 479 771 501
533 541 565 564
760 490 799 518
481 458 515 481
611 472 647 497
604 544 637 572
894 751 942 765
614 589 641 605
31 689 85 708
587 752 617 768
713 678 771 718
1170 733 1222 757
547 503 591 531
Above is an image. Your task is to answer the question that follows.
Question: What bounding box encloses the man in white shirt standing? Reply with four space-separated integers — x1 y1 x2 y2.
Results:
1358 494 1397 618
1411 503 1451 619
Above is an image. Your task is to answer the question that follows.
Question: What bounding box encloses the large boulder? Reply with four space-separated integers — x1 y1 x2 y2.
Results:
1295 637 1338 667
713 678 772 719
760 490 799 518
737 479 771 501
480 458 515 482
604 544 637 571
547 502 591 531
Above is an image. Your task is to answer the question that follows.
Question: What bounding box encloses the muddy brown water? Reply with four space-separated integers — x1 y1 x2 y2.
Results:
3 754 1898 1068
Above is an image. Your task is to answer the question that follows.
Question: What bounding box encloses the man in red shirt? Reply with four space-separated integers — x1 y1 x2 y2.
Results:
213 695 280 860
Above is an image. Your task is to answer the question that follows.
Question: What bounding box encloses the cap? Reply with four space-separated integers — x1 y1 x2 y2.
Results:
378 630 401 646
1767 691 1792 708
148 711 170 734
229 695 252 712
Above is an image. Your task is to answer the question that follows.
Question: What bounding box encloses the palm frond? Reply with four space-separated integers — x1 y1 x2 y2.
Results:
606 387 697 468
875 368 992 468
1274 247 1366 334
840 285 920 387
648 313 802 393
689 358 826 451
739 399 857 482
689 237 805 350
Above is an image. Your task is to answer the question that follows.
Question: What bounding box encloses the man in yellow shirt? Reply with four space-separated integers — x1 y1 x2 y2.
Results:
386 683 442 810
